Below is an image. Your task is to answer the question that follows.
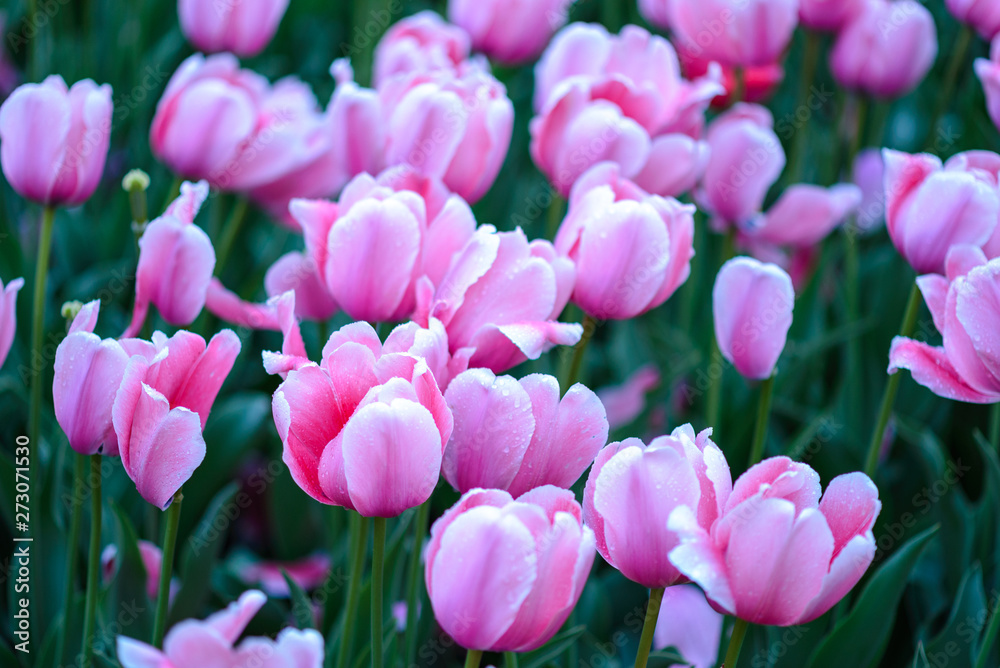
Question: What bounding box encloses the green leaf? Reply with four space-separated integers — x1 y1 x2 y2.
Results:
281 569 315 630
520 625 587 668
807 525 939 668
922 564 986 668
106 501 153 643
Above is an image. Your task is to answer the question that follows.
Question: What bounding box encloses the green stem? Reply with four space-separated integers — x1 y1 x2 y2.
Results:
924 25 973 152
635 587 664 668
975 597 1000 668
214 197 250 278
563 316 597 389
57 454 86 665
404 500 431 665
844 96 868 178
464 649 484 668
723 618 750 668
546 193 565 241
863 282 921 477
80 455 102 668
990 403 1000 453
29 207 55 477
505 651 519 668
748 374 776 467
152 491 183 648
787 31 822 183
336 513 370 668
371 517 387 668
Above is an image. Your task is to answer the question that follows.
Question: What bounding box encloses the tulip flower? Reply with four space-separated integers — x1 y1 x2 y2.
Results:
382 317 471 389
0 275 22 369
712 257 795 381
830 0 937 99
741 183 862 249
883 149 1000 275
975 38 1000 135
946 0 1000 40
678 50 785 108
0 75 112 206
101 540 178 602
178 0 288 57
372 10 472 88
798 0 867 31
668 0 800 68
669 458 881 626
638 0 673 29
596 365 661 431
554 163 696 319
448 0 572 64
263 251 339 322
415 225 582 373
442 369 609 495
652 585 724 668
889 245 1000 403
234 552 331 597
425 486 596 654
118 590 324 668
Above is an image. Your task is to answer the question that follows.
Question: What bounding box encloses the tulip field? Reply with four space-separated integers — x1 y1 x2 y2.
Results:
4 0 1000 666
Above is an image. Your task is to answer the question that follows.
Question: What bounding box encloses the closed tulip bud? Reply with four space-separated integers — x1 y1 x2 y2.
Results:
372 10 472 87
669 0 800 68
583 425 732 588
0 275 22 370
425 486 596 653
713 257 794 380
830 0 937 99
448 0 572 64
946 0 1000 40
178 0 289 57
799 0 867 31
669 458 881 626
0 76 112 207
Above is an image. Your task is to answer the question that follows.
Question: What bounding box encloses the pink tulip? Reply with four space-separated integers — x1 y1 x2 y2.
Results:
669 0 800 68
263 251 339 322
890 245 1000 403
442 369 609 495
372 10 472 88
947 0 1000 40
669 458 881 625
742 183 862 248
583 425 731 588
102 540 178 602
555 163 696 319
425 486 595 652
268 321 452 517
975 38 1000 135
652 585 723 668
679 50 785 109
697 104 785 227
0 275 22 369
54 301 130 456
124 180 215 337
830 0 937 99
853 148 886 233
0 75 111 206
178 0 288 57
713 257 794 380
382 317 471 389
118 590 324 668
883 149 1000 275
415 226 581 373
235 552 331 597
448 0 572 64
596 365 661 431
638 0 674 29
799 0 867 31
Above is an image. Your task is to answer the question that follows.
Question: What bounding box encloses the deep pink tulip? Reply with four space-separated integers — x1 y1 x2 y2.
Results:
799 0 867 31
669 0 800 68
178 0 288 57
890 245 1000 403
831 0 937 99
713 257 794 380
555 163 695 319
883 149 1000 275
975 38 1000 135
118 590 323 668
583 425 731 588
372 10 473 88
669 458 881 625
0 75 111 206
448 0 571 64
442 369 609 495
101 540 177 602
596 365 661 431
652 585 723 668
269 321 452 517
742 183 862 248
425 486 595 653
54 301 130 456
947 0 1000 40
124 180 215 337
415 226 581 373
235 552 331 598
0 275 22 369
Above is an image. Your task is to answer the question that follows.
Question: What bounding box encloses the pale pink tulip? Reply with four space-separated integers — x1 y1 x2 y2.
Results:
669 459 881 625
235 552 331 597
653 585 723 668
638 0 674 29
853 148 886 232
596 365 661 431
799 0 867 31
975 38 1000 135
102 540 178 602
669 0 800 68
448 0 572 64
204 287 308 374
425 486 595 652
372 10 472 88
742 183 862 248
0 275 22 369
947 0 1000 40
0 76 112 206
178 0 288 57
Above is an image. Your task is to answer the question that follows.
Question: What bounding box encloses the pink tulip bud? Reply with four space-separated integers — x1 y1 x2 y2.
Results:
555 163 696 319
0 275 22 369
669 458 881 626
653 585 724 668
883 149 1000 275
448 0 572 64
830 0 937 99
270 321 452 517
713 257 794 380
946 0 1000 40
799 0 867 31
975 38 1000 136
0 75 112 206
742 183 862 248
373 10 472 88
890 245 1000 403
118 590 324 668
669 0 800 68
102 540 178 603
425 486 595 652
178 0 288 57
582 425 731 588
442 369 609 496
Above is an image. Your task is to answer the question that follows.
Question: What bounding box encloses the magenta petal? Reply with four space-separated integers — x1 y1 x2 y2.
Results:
667 505 736 614
889 336 999 403
818 472 881 558
956 260 1000 380
201 590 268 642
796 534 876 623
171 330 242 428
916 274 949 334
116 637 169 668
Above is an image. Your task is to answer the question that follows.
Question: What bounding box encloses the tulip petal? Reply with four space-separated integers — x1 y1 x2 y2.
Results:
888 336 999 403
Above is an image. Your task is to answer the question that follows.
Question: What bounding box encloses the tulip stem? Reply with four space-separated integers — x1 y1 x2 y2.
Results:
372 516 387 668
722 618 750 667
465 649 484 668
635 587 664 668
748 374 776 467
706 230 736 429
152 490 183 648
505 651 519 668
57 454 86 665
546 193 565 241
975 596 1000 668
336 513 370 668
214 197 250 279
81 455 102 668
404 500 431 665
787 31 822 184
864 282 921 478
924 25 973 152
564 316 597 389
